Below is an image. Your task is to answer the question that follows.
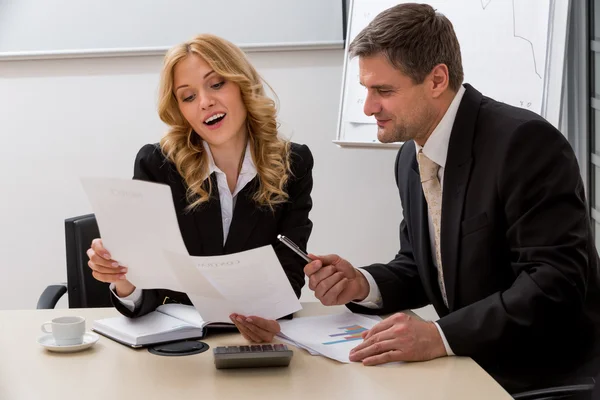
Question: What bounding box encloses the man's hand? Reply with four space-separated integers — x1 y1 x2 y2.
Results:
350 313 447 365
303 254 370 306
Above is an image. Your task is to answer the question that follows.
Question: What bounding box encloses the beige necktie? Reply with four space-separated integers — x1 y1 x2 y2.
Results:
418 151 448 307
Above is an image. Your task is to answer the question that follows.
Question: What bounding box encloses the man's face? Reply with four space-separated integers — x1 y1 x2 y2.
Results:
359 54 435 144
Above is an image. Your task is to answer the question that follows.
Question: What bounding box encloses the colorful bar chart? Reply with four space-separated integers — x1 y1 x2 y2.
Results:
322 325 368 345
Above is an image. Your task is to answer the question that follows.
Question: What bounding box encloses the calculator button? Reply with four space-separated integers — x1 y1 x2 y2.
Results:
226 346 240 353
250 345 262 352
261 344 274 351
239 346 250 352
274 344 287 351
214 347 227 354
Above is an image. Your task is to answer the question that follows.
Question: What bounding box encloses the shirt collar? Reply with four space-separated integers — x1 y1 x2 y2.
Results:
414 85 466 169
202 140 257 177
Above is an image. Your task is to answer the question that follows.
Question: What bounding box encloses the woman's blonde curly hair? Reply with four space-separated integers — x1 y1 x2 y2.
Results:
158 34 291 211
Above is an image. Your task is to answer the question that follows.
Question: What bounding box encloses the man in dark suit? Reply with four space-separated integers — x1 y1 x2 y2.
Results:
304 3 600 393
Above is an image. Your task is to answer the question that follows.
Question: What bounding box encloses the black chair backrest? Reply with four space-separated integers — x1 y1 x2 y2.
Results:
65 214 112 308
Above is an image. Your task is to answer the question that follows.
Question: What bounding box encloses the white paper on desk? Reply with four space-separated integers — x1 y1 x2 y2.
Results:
278 313 381 363
276 336 320 356
80 177 205 293
163 246 302 323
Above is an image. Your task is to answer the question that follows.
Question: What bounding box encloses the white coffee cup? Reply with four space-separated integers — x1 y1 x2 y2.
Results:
41 316 86 346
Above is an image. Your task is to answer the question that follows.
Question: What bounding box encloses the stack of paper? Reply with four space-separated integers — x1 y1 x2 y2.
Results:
278 313 381 362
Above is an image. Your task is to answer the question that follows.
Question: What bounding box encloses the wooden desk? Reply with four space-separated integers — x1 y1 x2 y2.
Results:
0 303 511 400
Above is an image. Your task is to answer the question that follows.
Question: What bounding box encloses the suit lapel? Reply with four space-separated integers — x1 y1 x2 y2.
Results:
440 84 481 310
224 177 260 253
193 173 225 255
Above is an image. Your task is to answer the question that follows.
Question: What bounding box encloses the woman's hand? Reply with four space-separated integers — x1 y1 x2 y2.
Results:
87 238 135 297
230 313 281 343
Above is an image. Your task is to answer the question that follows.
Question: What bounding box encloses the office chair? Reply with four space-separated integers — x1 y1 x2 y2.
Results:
37 214 112 309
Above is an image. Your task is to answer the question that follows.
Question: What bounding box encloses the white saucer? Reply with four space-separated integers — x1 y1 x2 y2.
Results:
38 332 99 353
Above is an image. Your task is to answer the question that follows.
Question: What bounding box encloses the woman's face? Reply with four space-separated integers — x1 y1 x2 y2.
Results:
173 54 248 148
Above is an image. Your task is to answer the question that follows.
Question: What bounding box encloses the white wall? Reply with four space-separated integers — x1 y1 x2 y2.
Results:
0 49 402 310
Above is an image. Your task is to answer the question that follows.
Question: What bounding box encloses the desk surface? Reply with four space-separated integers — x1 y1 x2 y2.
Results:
0 303 511 400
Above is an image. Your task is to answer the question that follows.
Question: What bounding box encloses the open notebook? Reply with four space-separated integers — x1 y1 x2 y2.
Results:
92 304 234 348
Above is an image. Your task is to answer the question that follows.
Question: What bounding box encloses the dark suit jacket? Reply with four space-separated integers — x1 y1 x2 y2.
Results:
347 84 600 393
112 142 314 319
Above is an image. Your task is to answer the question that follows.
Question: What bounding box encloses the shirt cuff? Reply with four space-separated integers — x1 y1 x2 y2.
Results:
351 268 383 309
434 322 455 356
109 283 143 312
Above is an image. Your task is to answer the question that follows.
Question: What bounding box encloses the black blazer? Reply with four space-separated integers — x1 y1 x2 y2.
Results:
347 84 600 393
112 142 314 319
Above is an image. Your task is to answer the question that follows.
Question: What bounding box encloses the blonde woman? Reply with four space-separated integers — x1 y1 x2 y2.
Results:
87 34 314 342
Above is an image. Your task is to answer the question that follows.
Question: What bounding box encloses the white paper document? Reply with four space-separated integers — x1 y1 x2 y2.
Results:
278 313 381 363
276 336 320 356
80 177 192 292
163 248 302 322
81 177 301 323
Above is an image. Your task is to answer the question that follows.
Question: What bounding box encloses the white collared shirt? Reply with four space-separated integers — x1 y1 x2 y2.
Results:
111 141 258 310
202 140 258 243
355 85 467 356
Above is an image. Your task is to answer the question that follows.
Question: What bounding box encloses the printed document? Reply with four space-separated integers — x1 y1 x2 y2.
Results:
81 177 301 322
278 313 382 363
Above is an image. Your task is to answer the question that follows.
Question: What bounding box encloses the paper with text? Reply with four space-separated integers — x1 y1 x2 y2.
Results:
82 177 299 323
164 247 302 322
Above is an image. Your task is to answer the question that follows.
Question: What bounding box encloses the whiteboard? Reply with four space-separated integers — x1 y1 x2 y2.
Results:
0 0 344 60
336 0 570 147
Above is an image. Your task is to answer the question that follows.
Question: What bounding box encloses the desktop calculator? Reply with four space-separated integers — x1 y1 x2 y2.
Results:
213 343 293 369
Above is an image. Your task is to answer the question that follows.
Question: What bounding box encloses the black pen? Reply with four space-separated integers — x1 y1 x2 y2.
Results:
277 234 312 263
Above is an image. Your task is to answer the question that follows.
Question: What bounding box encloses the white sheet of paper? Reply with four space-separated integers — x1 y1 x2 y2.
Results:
277 335 320 356
278 313 381 363
80 177 194 292
82 177 301 323
163 246 302 322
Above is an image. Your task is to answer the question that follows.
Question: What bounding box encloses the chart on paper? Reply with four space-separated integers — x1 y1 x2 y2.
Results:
322 325 369 345
278 313 381 363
